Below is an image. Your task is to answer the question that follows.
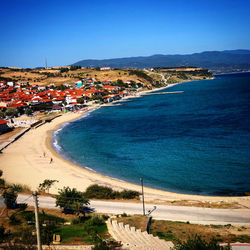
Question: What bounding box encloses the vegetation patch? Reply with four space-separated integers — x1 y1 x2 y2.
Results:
116 215 250 244
83 184 140 200
55 215 108 244
129 70 153 83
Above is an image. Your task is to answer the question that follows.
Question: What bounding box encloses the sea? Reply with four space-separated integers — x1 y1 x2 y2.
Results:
53 72 250 196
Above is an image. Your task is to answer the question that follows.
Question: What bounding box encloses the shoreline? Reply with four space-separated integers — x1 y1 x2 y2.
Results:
1 81 250 207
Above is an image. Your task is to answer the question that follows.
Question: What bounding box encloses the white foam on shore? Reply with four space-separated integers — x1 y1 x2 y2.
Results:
85 166 96 173
52 138 62 152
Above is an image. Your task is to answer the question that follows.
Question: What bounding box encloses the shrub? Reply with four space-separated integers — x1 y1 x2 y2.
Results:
84 185 115 199
173 235 231 250
0 225 8 243
18 203 28 211
92 235 112 250
84 184 140 200
120 190 140 199
102 215 109 221
86 216 105 226
21 211 34 222
9 214 21 225
83 216 105 235
71 217 81 225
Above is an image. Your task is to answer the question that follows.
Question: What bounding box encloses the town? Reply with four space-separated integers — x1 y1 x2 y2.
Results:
0 67 150 133
0 66 213 130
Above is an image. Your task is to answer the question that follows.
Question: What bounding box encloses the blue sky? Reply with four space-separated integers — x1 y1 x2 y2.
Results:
1 0 250 67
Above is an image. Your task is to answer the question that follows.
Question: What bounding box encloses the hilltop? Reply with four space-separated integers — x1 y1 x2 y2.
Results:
71 50 250 73
0 66 213 88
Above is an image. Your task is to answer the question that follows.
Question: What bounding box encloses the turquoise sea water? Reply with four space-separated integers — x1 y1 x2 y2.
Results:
53 73 250 196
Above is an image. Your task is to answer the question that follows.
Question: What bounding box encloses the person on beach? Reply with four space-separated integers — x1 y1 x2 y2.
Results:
43 152 46 158
49 157 53 164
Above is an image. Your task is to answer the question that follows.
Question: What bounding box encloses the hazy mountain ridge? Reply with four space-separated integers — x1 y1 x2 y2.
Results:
72 50 250 73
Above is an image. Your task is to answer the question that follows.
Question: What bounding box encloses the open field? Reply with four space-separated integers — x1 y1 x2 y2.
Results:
0 66 213 87
116 215 250 244
0 67 151 86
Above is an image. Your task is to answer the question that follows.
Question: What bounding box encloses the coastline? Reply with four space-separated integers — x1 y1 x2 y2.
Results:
1 81 250 207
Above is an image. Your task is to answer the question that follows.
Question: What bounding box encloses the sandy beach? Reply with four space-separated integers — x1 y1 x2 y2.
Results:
1 85 250 208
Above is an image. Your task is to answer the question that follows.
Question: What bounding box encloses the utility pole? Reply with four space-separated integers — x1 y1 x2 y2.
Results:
33 191 42 250
140 178 145 216
45 57 48 69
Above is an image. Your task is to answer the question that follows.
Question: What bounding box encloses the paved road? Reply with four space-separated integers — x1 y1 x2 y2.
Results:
13 194 250 225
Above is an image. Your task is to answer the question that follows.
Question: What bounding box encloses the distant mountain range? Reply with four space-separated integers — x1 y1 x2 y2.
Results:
72 49 250 73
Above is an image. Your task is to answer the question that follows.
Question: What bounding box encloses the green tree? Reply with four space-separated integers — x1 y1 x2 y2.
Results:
56 187 89 215
70 65 81 71
0 110 5 118
25 107 33 116
39 179 58 193
5 108 18 117
76 97 85 104
3 189 17 209
10 184 22 192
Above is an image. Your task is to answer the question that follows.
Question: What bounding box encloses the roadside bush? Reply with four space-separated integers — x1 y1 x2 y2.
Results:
84 184 140 200
119 190 140 199
84 185 114 199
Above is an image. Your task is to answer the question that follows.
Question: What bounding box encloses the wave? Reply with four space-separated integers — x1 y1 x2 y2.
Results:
52 138 62 152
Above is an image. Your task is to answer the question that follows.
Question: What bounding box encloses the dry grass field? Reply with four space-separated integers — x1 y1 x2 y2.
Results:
0 67 153 86
116 215 250 244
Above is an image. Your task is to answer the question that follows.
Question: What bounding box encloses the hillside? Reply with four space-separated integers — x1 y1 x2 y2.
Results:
72 50 250 73
0 67 213 88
